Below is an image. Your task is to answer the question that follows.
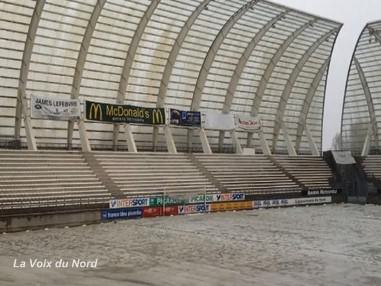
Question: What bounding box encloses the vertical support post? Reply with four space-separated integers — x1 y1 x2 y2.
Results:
199 129 212 154
164 126 177 154
152 126 159 151
230 130 242 154
21 96 37 150
304 126 320 156
123 124 137 153
259 130 271 155
281 123 297 156
78 120 91 152
361 124 372 157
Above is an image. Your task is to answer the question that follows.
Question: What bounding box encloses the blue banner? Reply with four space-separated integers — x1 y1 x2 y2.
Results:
101 207 143 220
170 108 201 127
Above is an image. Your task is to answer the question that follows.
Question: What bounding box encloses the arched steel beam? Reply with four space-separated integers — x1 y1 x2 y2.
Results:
251 19 317 116
222 10 288 114
368 26 381 44
113 0 161 149
67 0 106 150
190 0 259 111
218 10 288 151
295 59 329 151
271 28 338 152
156 0 212 108
353 56 379 147
153 0 211 151
14 0 46 150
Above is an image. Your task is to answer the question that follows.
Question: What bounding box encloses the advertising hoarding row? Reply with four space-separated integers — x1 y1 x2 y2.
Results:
102 195 334 220
30 96 262 132
109 193 245 209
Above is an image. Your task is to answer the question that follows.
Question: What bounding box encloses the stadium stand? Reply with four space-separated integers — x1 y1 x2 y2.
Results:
362 156 381 179
272 156 333 189
0 151 110 210
193 154 302 194
93 152 218 196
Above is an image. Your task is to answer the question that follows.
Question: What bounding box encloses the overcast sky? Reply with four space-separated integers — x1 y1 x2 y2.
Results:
270 0 381 150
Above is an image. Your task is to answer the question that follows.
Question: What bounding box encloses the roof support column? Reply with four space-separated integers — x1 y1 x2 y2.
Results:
295 59 329 151
219 10 288 150
354 57 379 148
67 0 106 152
114 0 161 150
272 28 338 153
189 0 259 151
14 0 45 150
305 125 320 156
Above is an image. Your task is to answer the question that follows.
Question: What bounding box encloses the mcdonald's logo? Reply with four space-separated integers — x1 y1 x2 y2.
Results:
89 103 102 121
152 109 164 125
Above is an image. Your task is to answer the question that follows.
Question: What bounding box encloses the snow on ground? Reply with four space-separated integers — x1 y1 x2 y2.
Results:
0 204 380 286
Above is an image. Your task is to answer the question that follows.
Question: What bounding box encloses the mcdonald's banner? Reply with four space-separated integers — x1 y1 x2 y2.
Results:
85 100 166 125
169 108 201 127
31 95 80 120
234 115 262 131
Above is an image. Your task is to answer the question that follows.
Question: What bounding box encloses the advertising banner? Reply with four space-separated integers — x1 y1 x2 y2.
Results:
188 194 214 203
201 111 235 131
253 196 332 209
212 193 245 202
143 206 179 218
101 207 143 220
234 115 261 131
149 196 187 207
211 201 252 212
294 196 332 205
169 108 201 127
31 95 80 120
85 100 165 125
307 189 338 196
109 198 150 209
178 204 211 215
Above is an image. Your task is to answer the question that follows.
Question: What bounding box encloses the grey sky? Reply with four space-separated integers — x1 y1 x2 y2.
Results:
271 0 381 150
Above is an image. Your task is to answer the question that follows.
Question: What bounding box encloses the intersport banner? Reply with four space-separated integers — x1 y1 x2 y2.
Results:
85 100 165 125
31 95 80 120
235 115 262 131
169 108 201 127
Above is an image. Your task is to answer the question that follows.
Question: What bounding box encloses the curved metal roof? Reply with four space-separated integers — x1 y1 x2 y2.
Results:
341 20 381 154
0 0 341 153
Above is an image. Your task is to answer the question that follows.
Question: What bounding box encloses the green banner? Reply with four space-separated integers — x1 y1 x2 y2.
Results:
85 100 165 125
149 196 187 206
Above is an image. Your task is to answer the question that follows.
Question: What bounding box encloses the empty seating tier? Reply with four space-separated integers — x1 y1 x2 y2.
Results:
0 151 111 210
193 154 301 194
273 156 333 189
93 152 218 196
363 155 381 179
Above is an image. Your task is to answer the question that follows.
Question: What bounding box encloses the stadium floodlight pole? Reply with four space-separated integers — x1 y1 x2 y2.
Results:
220 10 289 151
114 0 161 151
353 57 379 149
68 0 106 152
154 0 213 151
272 27 339 154
14 0 46 150
295 59 329 152
189 0 260 152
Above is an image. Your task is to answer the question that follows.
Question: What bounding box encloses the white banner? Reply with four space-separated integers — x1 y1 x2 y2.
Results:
31 95 80 120
234 115 261 131
201 111 235 131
